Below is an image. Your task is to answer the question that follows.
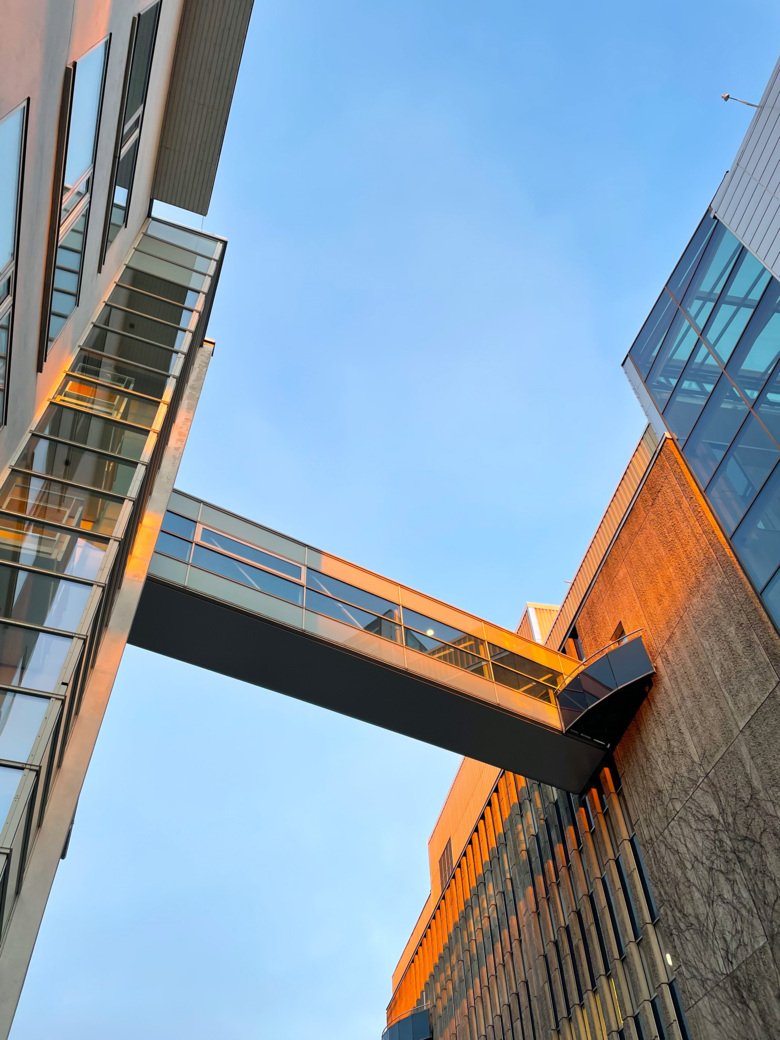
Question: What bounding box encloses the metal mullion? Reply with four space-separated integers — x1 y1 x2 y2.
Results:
102 300 191 333
0 685 64 703
133 239 217 278
42 395 158 434
24 431 147 472
57 190 90 241
0 758 39 774
114 277 203 313
0 508 116 546
59 169 92 221
74 345 181 381
0 615 87 641
126 249 213 287
0 557 104 589
64 366 168 406
143 226 223 261
9 466 133 505
90 320 186 354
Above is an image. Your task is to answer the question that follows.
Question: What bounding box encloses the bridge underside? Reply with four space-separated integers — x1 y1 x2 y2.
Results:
129 492 654 793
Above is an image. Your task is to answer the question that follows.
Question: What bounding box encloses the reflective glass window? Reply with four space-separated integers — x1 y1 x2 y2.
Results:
402 626 489 675
63 41 107 192
125 251 210 292
83 325 183 376
103 3 161 254
191 545 303 605
156 531 191 562
71 350 170 400
54 378 159 428
667 213 716 299
663 343 722 444
17 438 138 497
0 692 49 763
646 312 699 409
756 365 780 446
135 235 216 276
306 587 400 641
683 375 748 485
307 569 396 617
161 512 196 541
199 528 301 580
0 765 23 823
402 608 481 651
488 643 563 684
146 219 223 259
701 249 772 365
732 464 780 590
0 474 124 537
681 225 741 330
0 102 25 425
628 292 677 379
0 622 74 692
725 281 780 401
116 268 201 310
0 516 107 579
0 565 91 632
108 284 195 329
707 416 779 534
490 664 552 700
96 304 188 350
36 404 149 459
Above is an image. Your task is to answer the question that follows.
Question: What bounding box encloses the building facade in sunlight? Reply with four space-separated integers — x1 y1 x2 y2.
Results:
385 62 780 1040
0 1 252 1032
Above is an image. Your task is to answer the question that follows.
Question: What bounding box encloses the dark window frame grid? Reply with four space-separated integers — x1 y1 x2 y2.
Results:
0 99 29 426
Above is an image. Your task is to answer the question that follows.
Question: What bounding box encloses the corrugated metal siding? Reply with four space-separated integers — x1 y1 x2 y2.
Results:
153 0 253 215
545 426 661 651
712 58 780 281
516 603 559 643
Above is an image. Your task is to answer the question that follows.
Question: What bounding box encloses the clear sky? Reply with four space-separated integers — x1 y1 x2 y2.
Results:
10 3 780 1038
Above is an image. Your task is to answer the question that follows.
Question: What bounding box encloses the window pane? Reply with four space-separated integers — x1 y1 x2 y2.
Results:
667 213 717 299
125 251 210 292
48 208 88 342
105 137 138 249
492 663 553 701
0 104 24 273
755 365 780 445
402 607 478 650
681 224 742 330
725 281 780 401
70 350 170 400
0 307 10 416
16 438 138 497
760 567 780 628
0 765 23 822
0 474 125 536
156 531 191 562
191 544 303 605
0 692 49 762
0 565 91 632
161 512 196 541
307 569 396 617
136 235 216 276
707 416 779 533
146 218 222 259
125 4 160 127
488 643 563 684
108 284 195 329
35 404 149 458
83 324 183 376
96 304 188 350
664 343 722 444
646 313 699 409
683 375 748 485
0 622 73 692
628 292 676 379
702 249 772 365
200 528 301 580
54 378 159 427
306 587 399 640
63 40 108 191
0 516 107 579
732 464 780 589
117 267 201 310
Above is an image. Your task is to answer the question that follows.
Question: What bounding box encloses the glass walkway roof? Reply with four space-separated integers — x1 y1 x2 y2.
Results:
130 491 653 793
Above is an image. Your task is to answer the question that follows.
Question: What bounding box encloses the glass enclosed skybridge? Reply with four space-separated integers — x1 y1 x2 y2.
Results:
129 491 654 793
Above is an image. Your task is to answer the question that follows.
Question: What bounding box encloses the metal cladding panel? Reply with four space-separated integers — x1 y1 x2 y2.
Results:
712 58 780 280
152 0 253 215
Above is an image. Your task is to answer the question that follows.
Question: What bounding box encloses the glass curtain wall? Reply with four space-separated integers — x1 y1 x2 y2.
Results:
0 217 223 944
625 211 780 628
43 39 110 351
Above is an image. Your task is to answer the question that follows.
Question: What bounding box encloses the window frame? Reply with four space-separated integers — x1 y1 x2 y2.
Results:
99 1 162 268
0 99 29 425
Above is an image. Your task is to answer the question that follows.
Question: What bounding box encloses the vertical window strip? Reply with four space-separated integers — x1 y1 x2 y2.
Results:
0 99 27 425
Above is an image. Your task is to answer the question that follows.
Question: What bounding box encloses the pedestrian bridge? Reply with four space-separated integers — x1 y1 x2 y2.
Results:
129 491 654 793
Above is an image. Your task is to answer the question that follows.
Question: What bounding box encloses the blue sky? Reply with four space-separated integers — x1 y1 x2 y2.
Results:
11 4 780 1038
